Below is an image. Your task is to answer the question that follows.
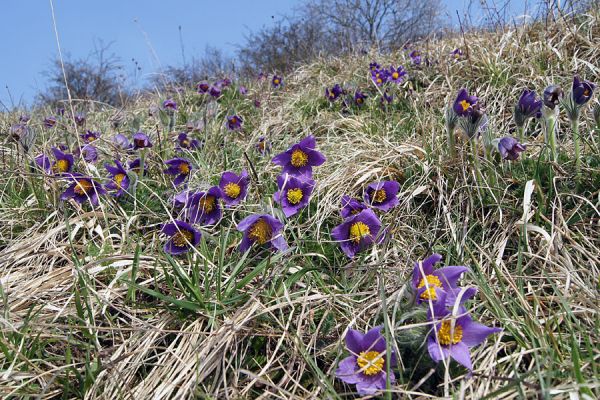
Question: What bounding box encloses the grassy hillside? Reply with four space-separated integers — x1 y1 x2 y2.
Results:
1 11 599 399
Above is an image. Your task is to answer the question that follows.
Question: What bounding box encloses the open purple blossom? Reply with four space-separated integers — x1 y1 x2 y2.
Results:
572 75 595 106
331 209 382 258
335 326 396 396
272 135 326 178
354 90 367 107
498 137 526 160
43 116 57 128
162 220 201 256
325 84 343 101
75 144 98 163
256 136 271 156
197 81 210 93
371 69 387 86
453 88 478 116
177 133 201 150
187 187 222 225
272 75 283 88
132 132 152 149
60 174 106 206
515 90 543 127
74 113 86 126
411 254 470 305
450 48 463 60
427 293 502 371
237 214 287 253
364 181 399 212
164 158 192 186
273 174 315 217
409 50 422 65
81 130 100 143
113 134 130 149
369 61 381 71
226 115 243 131
340 195 368 219
162 98 177 110
388 66 407 83
51 147 74 174
35 154 51 173
209 86 222 98
104 160 130 197
219 170 250 206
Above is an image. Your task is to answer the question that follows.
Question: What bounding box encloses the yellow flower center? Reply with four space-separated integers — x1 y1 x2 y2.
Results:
437 320 463 346
376 78 382 84
178 162 190 175
286 188 303 204
257 141 266 151
349 221 370 244
198 195 216 213
460 99 471 112
171 230 193 247
583 89 590 96
73 179 93 195
417 274 442 300
53 159 70 173
248 218 272 244
357 351 384 376
114 173 126 189
87 136 96 143
273 79 280 85
224 182 241 199
230 117 237 125
392 72 399 80
357 97 363 104
291 149 308 167
182 139 190 146
373 189 387 203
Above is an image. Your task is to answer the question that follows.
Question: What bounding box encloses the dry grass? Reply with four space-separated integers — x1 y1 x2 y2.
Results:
1 11 599 400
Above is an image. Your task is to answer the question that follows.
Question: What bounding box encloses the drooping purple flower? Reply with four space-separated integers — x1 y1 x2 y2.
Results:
197 81 210 93
380 91 393 105
254 98 261 108
256 136 271 156
272 75 283 88
164 158 192 186
388 66 407 83
218 77 232 87
19 114 31 123
453 88 478 116
239 85 248 95
104 160 130 197
162 98 178 111
43 116 57 128
219 170 250 206
354 90 367 107
35 154 51 173
60 174 106 206
128 158 147 176
331 209 382 258
325 84 344 101
273 174 315 217
409 50 422 65
75 144 98 163
271 135 326 178
369 61 381 71
132 132 153 149
80 130 100 144
340 195 367 219
364 181 399 212
74 113 86 126
543 85 563 109
411 254 472 305
187 187 222 225
237 214 287 253
426 294 502 371
498 137 526 160
51 147 74 174
335 326 397 396
161 220 201 256
176 133 201 150
226 115 243 131
113 134 130 150
572 75 595 106
515 90 543 126
209 86 222 98
56 107 65 116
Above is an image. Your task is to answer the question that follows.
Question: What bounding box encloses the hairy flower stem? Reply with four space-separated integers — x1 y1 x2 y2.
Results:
546 117 558 162
572 119 581 180
470 139 484 188
447 125 456 158
517 126 525 142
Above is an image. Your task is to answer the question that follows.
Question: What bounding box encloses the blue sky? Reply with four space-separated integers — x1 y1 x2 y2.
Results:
0 0 530 109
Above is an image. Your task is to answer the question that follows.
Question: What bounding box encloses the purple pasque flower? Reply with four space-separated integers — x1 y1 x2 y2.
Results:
162 220 201 256
113 133 130 150
411 254 470 305
331 209 382 258
75 144 98 163
453 88 478 116
80 130 100 143
209 86 222 98
197 81 210 93
273 174 315 217
219 170 250 206
335 326 396 396
388 66 407 83
369 61 381 71
272 75 283 88
74 113 86 126
128 158 147 176
450 48 463 60
364 181 399 212
354 90 367 107
60 174 106 206
132 132 153 149
162 98 177 110
271 135 326 178
253 98 261 108
380 91 393 106
176 133 201 150
19 114 31 123
35 154 51 173
164 157 192 186
172 189 195 208
426 293 502 371
226 115 243 131
572 75 595 106
104 160 130 196
340 195 367 219
371 69 387 86
543 85 563 109
239 85 248 95
325 84 343 101
409 50 422 65
515 90 543 126
43 116 57 128
497 137 526 160
256 136 271 156
237 214 288 253
51 147 74 174
187 187 222 225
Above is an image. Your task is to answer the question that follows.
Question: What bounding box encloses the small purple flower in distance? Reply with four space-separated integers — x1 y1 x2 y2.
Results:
75 144 98 163
364 181 400 212
371 69 387 86
381 91 393 105
325 84 344 101
450 48 463 60
162 98 178 111
272 75 283 88
273 174 315 217
237 214 288 253
226 115 243 131
19 114 31 123
113 134 130 150
209 86 222 98
271 135 326 178
453 88 478 116
80 130 100 144
331 209 383 258
197 81 210 93
388 66 407 83
56 107 65 116
104 160 130 197
74 113 86 126
572 75 595 106
162 220 201 256
219 170 250 206
256 136 271 156
132 132 153 149
51 147 74 174
369 61 381 71
44 116 57 128
164 157 192 186
335 326 397 396
409 50 422 65
497 137 526 160
239 85 248 95
340 195 367 219
254 98 261 108
187 187 222 225
60 174 106 206
177 133 201 150
354 90 368 107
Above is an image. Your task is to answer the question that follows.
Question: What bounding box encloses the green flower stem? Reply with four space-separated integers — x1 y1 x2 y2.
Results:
517 125 525 142
470 139 484 188
546 117 557 162
572 119 581 179
447 125 456 158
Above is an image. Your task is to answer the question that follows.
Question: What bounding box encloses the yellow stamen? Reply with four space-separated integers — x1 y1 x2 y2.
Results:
248 218 272 244
52 159 70 173
171 230 193 247
198 195 216 213
291 149 308 167
286 188 303 204
460 99 470 112
437 320 463 346
583 89 590 96
273 79 280 85
392 72 399 80
73 179 93 195
178 162 190 175
114 173 126 189
224 182 241 199
373 189 387 203
357 351 384 375
349 221 370 244
417 274 442 300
